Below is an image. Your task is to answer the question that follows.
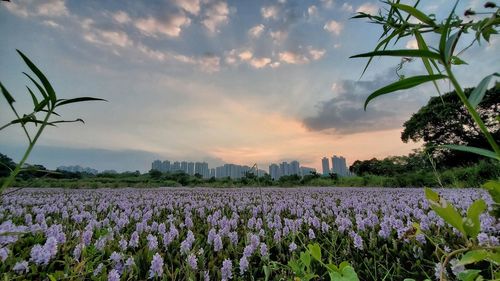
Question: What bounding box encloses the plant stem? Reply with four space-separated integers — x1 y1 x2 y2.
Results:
444 66 500 158
0 110 52 194
440 247 469 281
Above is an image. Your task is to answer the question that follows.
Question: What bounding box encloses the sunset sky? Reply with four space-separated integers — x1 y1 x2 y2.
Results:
1 0 498 172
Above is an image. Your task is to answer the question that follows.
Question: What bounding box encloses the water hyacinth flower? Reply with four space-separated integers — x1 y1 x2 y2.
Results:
119 238 128 250
308 228 316 240
129 231 139 248
221 259 233 281
13 260 29 274
0 247 9 262
149 253 164 279
108 269 120 281
180 230 195 254
289 242 297 252
147 234 158 251
213 233 223 252
94 263 104 276
124 256 135 271
239 256 249 274
30 236 58 265
260 243 268 257
187 253 197 270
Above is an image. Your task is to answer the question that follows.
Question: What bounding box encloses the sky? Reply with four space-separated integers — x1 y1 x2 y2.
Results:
0 0 498 172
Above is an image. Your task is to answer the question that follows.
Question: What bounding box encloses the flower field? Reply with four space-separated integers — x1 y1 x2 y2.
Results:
0 188 498 280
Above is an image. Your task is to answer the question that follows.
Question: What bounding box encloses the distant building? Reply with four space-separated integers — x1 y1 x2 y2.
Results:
269 164 280 180
187 162 194 175
290 160 300 175
210 168 216 178
181 161 188 173
161 160 170 172
331 155 348 177
279 162 290 177
300 167 316 176
321 157 330 175
152 160 162 171
172 161 181 172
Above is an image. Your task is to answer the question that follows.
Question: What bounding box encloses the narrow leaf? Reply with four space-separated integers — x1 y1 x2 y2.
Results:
444 31 461 63
468 73 499 108
392 4 435 26
414 31 442 97
364 75 448 110
34 99 50 112
26 86 39 108
23 72 48 100
56 97 107 107
17 49 57 104
442 144 499 160
439 1 459 57
425 187 466 235
350 49 441 60
0 82 15 105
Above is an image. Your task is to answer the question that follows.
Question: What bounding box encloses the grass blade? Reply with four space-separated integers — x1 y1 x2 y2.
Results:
441 144 499 160
364 74 448 110
414 31 442 98
0 82 15 105
23 72 49 101
392 3 435 26
350 49 441 60
468 73 499 108
26 86 39 108
56 97 107 107
16 49 57 105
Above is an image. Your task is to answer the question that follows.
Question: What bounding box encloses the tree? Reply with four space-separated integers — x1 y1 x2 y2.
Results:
402 87 499 167
148 169 162 179
0 153 16 178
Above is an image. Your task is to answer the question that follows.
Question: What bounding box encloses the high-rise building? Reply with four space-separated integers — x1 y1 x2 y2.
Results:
321 157 330 175
187 162 194 175
210 168 215 178
290 161 300 175
161 160 170 172
269 164 280 180
181 161 188 173
300 167 316 176
279 162 290 177
331 155 348 176
172 161 181 172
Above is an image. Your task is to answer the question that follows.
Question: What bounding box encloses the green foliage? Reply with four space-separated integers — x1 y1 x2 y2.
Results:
0 50 105 193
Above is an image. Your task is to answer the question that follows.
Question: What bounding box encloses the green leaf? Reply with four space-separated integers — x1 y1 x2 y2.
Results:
34 99 50 112
47 274 57 281
468 73 500 108
338 261 350 271
463 199 487 238
300 251 311 269
457 269 481 281
350 49 441 60
26 86 39 108
364 75 448 110
392 4 435 26
425 187 466 235
55 97 107 107
0 82 15 105
442 144 499 160
263 265 270 281
450 56 467 65
325 263 339 273
457 250 489 266
341 266 360 281
17 49 57 105
444 31 461 63
439 1 459 57
307 243 321 262
483 180 500 204
23 72 49 101
414 31 442 97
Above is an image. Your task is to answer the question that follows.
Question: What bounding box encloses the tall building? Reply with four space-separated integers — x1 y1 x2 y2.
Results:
152 160 162 171
269 164 280 180
300 167 316 176
321 157 330 175
187 162 194 175
290 161 300 175
161 160 170 172
210 168 215 178
172 161 181 172
180 161 188 173
279 162 290 177
331 155 348 177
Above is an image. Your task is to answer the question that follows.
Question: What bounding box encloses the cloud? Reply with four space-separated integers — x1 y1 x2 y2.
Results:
202 1 230 33
406 38 419 49
303 70 429 134
198 54 221 73
323 20 343 36
307 5 318 17
249 57 272 69
261 5 279 20
308 47 326 60
4 0 68 18
43 20 61 29
113 11 131 24
269 29 288 43
135 12 191 38
279 51 309 64
248 24 265 38
82 20 132 48
238 50 253 61
341 3 354 12
173 0 201 15
356 3 379 15
321 0 334 9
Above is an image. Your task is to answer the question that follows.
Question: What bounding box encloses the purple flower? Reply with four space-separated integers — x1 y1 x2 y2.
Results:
129 231 139 248
13 260 29 274
213 233 223 252
73 243 84 261
239 256 249 274
350 231 363 250
30 236 58 265
260 243 268 257
149 253 164 278
125 256 135 270
147 234 158 251
221 259 233 281
94 263 104 276
0 247 9 262
187 253 198 270
289 242 297 252
108 269 121 281
119 238 128 250
180 230 195 254
308 228 316 240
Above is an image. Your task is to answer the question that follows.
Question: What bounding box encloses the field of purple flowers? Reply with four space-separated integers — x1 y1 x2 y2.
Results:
0 187 498 280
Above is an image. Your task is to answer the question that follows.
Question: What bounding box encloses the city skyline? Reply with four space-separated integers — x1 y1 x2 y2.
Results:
1 1 496 173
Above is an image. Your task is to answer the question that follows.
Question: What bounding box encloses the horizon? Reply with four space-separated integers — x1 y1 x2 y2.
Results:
1 0 498 173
